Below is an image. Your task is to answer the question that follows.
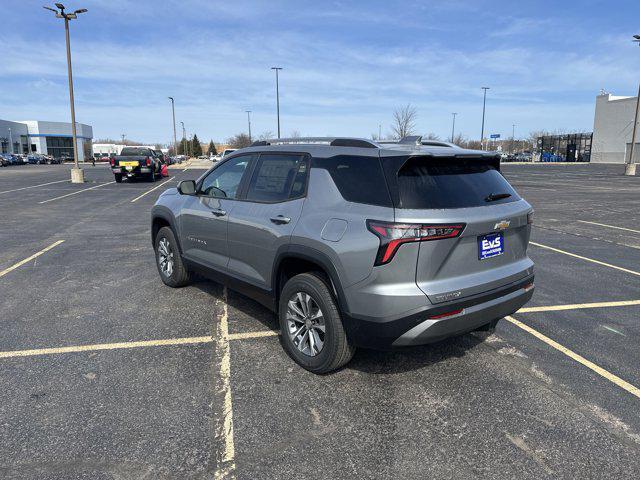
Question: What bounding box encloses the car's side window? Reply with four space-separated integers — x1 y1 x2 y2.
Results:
245 154 308 203
199 154 254 199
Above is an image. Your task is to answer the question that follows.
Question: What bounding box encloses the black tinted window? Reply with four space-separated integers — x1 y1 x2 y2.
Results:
120 147 152 156
319 155 391 207
396 157 520 209
246 154 307 202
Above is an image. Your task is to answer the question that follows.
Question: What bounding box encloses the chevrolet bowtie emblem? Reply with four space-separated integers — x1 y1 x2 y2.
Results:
494 220 510 230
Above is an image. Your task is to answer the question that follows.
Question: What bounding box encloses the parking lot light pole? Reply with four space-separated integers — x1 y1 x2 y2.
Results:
625 35 640 176
168 97 178 157
43 3 87 183
451 113 457 143
271 67 283 138
180 121 188 157
246 110 252 142
480 87 490 150
511 124 516 154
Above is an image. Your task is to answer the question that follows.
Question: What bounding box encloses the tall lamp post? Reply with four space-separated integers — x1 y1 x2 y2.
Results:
271 67 283 138
511 124 516 154
625 34 640 176
480 87 490 150
43 3 87 183
451 113 457 143
180 121 188 157
168 97 178 157
246 110 252 142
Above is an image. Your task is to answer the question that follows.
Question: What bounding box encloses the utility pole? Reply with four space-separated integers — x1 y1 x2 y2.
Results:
451 113 457 143
271 67 283 138
625 34 640 176
8 128 13 154
121 133 126 144
511 124 516 154
246 110 252 142
168 97 178 157
43 3 87 183
480 87 490 150
180 121 188 157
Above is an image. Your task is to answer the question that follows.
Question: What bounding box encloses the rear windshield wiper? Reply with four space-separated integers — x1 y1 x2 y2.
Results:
485 192 512 202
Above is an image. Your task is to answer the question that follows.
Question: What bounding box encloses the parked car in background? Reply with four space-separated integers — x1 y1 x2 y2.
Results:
110 146 163 183
0 154 9 167
221 148 236 159
27 154 46 164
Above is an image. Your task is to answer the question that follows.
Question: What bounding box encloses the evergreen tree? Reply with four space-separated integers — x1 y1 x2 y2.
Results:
208 140 217 156
177 137 187 155
191 133 203 157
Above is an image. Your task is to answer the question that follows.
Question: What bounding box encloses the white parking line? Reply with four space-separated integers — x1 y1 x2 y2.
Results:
529 241 640 277
0 240 65 279
38 181 115 204
505 316 640 400
0 179 69 195
130 178 175 203
577 220 640 234
519 299 640 313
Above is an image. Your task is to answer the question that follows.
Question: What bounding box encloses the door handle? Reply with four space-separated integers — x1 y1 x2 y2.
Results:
270 215 291 225
211 209 227 217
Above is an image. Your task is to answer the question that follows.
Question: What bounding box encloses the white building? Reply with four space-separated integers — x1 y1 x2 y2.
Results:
592 92 640 163
0 119 93 161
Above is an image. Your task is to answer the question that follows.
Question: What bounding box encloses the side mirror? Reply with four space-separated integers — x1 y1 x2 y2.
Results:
177 180 196 195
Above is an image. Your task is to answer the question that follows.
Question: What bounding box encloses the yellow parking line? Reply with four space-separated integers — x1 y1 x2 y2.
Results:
38 181 115 204
0 240 65 279
519 299 640 313
228 330 279 340
131 178 175 203
530 241 640 277
213 287 236 479
0 179 69 195
0 335 212 359
577 220 640 234
505 316 640 399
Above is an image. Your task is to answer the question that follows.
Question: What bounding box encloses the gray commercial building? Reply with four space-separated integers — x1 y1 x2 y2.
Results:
0 119 93 161
592 92 640 164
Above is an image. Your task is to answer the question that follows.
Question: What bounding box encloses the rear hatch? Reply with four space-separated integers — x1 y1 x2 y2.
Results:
380 153 533 304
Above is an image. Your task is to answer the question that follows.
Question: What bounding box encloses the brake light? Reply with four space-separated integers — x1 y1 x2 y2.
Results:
527 210 534 225
145 157 151 166
367 220 465 266
109 158 115 166
429 309 464 320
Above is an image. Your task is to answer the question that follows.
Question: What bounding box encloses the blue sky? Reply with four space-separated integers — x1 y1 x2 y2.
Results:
2 0 640 144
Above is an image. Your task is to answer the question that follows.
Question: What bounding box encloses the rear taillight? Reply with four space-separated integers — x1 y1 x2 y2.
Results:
366 220 465 266
527 210 534 225
109 158 115 166
145 157 151 166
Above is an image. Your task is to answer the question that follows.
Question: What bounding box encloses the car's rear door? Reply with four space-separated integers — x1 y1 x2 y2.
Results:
226 153 309 289
179 154 256 271
383 154 534 304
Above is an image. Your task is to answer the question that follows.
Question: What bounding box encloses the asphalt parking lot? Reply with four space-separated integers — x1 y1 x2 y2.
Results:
1 162 639 479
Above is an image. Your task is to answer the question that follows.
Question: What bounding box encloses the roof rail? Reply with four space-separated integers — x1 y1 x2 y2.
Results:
249 137 379 149
398 136 455 148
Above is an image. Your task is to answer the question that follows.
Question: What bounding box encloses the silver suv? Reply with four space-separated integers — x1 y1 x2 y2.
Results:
151 137 534 373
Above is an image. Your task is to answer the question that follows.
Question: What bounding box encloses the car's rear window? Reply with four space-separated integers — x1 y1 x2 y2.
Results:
120 147 151 156
395 157 520 209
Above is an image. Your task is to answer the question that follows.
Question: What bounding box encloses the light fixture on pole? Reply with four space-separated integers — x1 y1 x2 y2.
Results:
271 67 283 138
43 3 87 183
168 97 178 157
480 87 490 150
625 34 640 176
246 110 252 142
451 113 457 143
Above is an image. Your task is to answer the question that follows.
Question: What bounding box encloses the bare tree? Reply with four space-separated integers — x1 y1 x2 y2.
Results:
258 130 274 141
289 130 301 138
423 132 440 140
227 133 252 149
391 104 417 139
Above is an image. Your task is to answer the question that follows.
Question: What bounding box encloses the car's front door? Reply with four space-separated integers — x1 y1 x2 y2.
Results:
227 153 309 289
180 154 256 271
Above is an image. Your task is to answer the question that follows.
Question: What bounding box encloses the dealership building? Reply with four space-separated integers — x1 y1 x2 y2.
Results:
592 92 640 164
0 119 93 161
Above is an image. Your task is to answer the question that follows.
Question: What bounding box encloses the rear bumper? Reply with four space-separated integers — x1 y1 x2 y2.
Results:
342 275 534 349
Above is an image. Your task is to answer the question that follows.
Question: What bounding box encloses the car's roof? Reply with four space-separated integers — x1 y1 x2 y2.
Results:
234 136 498 159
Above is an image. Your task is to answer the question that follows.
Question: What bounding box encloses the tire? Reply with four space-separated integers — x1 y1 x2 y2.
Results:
155 226 190 287
279 272 355 374
114 173 123 183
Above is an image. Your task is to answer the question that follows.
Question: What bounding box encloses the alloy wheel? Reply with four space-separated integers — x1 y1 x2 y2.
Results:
157 237 174 277
286 292 325 356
